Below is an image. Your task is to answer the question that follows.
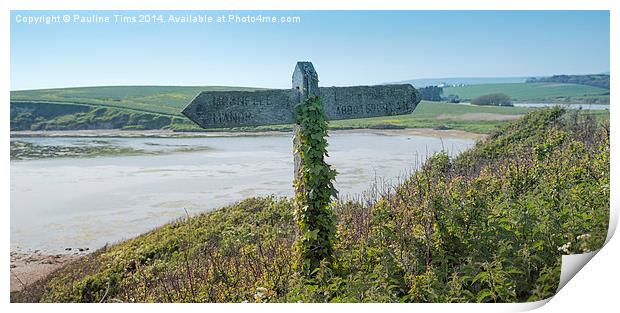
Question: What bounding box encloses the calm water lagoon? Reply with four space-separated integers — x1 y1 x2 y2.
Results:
10 131 475 253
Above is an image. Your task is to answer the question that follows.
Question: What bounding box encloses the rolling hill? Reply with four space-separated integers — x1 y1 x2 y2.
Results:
11 86 262 116
443 82 609 104
10 86 262 131
10 83 609 133
393 76 530 88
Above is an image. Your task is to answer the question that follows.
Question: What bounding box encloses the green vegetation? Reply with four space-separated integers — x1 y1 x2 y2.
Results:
471 93 513 106
10 101 192 131
11 86 262 116
10 140 209 161
329 101 533 134
12 108 609 303
527 74 610 90
10 140 143 160
11 85 608 133
13 99 535 134
418 86 443 101
10 86 259 131
293 97 339 277
444 82 609 104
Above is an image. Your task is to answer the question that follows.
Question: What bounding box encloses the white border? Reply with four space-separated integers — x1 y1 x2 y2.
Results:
2 1 617 312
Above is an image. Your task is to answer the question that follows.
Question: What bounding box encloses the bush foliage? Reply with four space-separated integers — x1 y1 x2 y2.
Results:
12 107 609 303
471 93 513 106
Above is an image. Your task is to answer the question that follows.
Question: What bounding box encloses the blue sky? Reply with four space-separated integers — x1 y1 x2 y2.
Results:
10 10 609 90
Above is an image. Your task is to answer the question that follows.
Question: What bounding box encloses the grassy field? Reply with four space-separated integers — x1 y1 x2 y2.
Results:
328 101 533 133
443 82 609 104
11 86 263 116
10 86 609 133
12 108 609 303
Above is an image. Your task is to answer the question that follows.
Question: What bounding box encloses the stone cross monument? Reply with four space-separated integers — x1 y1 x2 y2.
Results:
182 61 421 182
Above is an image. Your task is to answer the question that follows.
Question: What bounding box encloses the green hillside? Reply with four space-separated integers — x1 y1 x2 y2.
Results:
10 86 262 131
11 86 262 116
10 85 609 133
12 108 609 303
444 82 609 104
329 101 532 133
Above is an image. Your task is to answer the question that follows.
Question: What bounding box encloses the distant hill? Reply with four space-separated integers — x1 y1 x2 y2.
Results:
443 82 609 104
526 74 610 89
11 86 262 116
391 77 531 88
10 82 609 132
10 86 261 131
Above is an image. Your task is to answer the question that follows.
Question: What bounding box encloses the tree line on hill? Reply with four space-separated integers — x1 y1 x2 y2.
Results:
418 86 460 103
526 74 610 90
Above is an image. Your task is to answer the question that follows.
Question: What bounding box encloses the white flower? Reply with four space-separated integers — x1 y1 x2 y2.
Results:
577 234 591 241
558 242 572 254
254 287 268 302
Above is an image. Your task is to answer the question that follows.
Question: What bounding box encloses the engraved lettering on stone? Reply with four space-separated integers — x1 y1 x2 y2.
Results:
182 62 421 129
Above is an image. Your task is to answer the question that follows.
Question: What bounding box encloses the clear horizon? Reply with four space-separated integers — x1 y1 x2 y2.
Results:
11 10 610 91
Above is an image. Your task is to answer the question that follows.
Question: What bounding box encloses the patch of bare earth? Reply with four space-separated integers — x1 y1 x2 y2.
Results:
10 251 80 292
436 113 523 121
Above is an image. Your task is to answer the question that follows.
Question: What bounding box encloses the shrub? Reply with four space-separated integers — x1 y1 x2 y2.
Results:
471 93 513 106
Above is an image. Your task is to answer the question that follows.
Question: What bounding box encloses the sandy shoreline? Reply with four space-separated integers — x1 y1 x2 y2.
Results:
10 127 487 140
10 250 85 292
